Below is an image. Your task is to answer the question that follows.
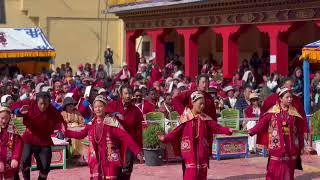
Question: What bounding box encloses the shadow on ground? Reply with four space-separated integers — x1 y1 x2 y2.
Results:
209 173 265 180
296 172 320 180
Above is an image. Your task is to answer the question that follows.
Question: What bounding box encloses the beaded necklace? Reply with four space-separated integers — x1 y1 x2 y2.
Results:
94 121 104 143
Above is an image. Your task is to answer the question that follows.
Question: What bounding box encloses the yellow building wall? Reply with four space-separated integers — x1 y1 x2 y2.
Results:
0 0 124 71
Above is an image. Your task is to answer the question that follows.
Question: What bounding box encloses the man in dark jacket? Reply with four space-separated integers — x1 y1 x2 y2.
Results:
235 85 252 118
104 47 113 78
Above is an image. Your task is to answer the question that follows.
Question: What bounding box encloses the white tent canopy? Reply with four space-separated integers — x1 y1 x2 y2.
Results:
0 27 55 58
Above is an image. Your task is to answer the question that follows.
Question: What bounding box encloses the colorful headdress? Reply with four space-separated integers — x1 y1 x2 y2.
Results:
93 95 107 105
0 106 11 114
191 91 204 103
278 87 291 97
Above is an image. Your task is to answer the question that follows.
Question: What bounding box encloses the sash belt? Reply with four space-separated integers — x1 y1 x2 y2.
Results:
270 155 296 161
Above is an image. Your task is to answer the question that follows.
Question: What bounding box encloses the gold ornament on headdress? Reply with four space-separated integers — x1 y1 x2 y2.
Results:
190 91 204 103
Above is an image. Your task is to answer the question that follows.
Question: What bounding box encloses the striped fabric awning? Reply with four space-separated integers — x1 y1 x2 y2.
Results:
300 40 320 63
0 27 56 58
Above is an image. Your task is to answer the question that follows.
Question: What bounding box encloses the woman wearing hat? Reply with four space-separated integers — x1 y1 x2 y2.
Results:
1 95 13 107
158 91 233 180
223 86 237 109
244 92 261 153
61 97 84 128
249 88 305 180
61 97 85 163
65 95 143 180
0 106 23 180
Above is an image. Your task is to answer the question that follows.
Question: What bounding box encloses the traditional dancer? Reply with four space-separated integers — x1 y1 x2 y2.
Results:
259 77 307 170
0 107 23 180
172 74 218 175
65 95 143 180
173 74 217 121
10 92 66 180
249 88 305 180
106 85 144 180
159 91 232 180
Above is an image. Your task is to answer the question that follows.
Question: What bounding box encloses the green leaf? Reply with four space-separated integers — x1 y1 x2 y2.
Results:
143 124 164 149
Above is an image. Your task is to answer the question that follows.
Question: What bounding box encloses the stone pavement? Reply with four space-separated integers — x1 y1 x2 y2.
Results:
24 155 320 180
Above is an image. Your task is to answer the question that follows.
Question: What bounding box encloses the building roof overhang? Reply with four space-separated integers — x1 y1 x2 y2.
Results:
106 0 203 14
105 0 320 30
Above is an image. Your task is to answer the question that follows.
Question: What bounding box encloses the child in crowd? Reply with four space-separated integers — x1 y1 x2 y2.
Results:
0 106 23 180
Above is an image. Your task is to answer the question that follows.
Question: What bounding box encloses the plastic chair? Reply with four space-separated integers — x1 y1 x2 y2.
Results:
166 111 180 133
169 111 179 121
146 112 165 122
220 108 240 130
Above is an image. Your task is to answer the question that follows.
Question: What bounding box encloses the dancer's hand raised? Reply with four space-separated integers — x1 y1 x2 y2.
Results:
20 105 29 115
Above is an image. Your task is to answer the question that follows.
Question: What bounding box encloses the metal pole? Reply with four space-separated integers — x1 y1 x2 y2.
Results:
303 59 311 145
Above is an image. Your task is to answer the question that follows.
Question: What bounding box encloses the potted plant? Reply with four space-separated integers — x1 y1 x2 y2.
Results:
143 124 164 166
312 111 320 141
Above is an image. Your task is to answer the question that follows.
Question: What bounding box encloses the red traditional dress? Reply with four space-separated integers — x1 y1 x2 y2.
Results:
10 100 66 146
106 101 143 148
260 93 307 136
0 124 23 179
172 90 217 121
105 101 143 179
148 66 162 88
135 100 155 115
163 108 231 180
66 116 141 180
259 93 307 170
249 104 305 180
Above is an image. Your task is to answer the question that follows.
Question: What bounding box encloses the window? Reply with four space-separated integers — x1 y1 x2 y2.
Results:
142 41 151 57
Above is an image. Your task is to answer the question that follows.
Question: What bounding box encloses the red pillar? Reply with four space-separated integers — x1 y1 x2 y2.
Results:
125 30 143 75
148 29 168 68
177 28 199 79
257 23 292 76
126 31 137 75
212 26 242 79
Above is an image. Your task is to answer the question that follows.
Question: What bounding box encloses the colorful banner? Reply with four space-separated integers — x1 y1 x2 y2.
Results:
220 141 247 154
300 40 320 63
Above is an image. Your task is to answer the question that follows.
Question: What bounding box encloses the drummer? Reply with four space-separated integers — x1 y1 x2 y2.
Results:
244 92 261 153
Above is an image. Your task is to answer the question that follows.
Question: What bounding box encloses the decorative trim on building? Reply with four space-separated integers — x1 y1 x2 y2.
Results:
110 0 320 30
